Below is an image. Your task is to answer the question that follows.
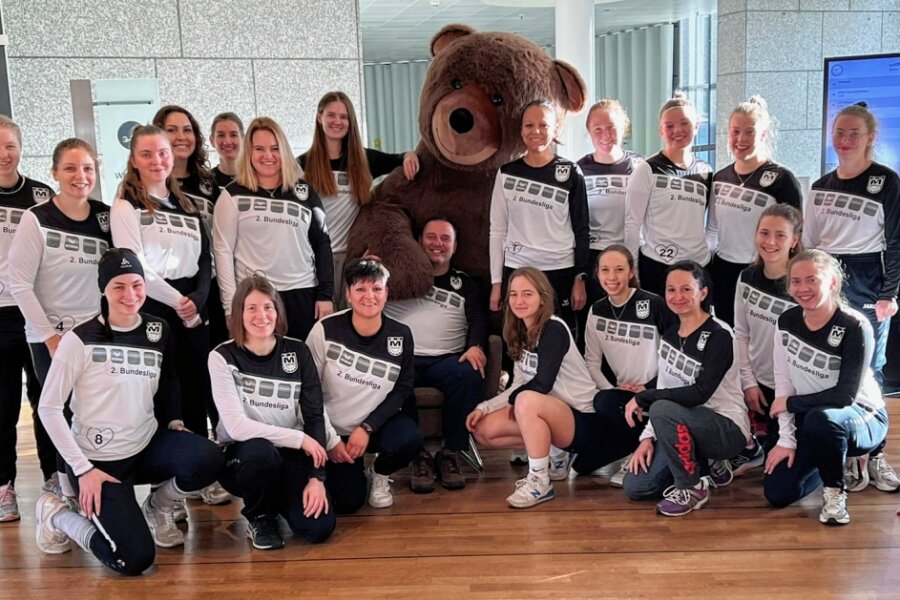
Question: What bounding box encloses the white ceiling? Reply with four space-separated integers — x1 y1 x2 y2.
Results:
360 0 716 63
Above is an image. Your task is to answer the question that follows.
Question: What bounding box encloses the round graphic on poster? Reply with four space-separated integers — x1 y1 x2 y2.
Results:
118 121 143 148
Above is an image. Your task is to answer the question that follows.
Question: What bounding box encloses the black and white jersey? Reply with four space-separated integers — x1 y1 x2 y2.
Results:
298 148 403 255
213 181 334 313
624 153 713 266
9 198 111 343
708 162 803 264
804 163 900 299
210 336 327 478
584 289 676 390
733 265 796 390
306 310 414 436
477 316 596 415
773 305 884 449
489 156 590 282
111 194 211 311
577 151 643 250
383 268 488 357
37 313 179 476
212 166 235 189
635 316 751 440
0 175 53 311
178 173 220 234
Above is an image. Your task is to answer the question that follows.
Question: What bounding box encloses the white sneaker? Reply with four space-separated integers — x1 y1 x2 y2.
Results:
506 474 554 509
609 456 631 488
172 498 188 523
549 452 574 481
819 486 850 525
367 468 394 508
509 449 528 465
844 455 870 492
199 482 232 505
0 482 19 522
867 453 900 492
142 494 184 547
41 473 62 497
35 493 71 554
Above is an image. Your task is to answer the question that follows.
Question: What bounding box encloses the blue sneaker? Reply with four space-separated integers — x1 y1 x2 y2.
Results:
506 474 554 509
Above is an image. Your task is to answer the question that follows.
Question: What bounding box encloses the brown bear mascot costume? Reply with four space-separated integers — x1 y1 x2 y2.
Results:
346 24 587 299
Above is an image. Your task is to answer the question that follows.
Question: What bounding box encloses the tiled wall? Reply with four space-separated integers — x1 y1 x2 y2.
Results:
716 0 900 183
3 0 363 185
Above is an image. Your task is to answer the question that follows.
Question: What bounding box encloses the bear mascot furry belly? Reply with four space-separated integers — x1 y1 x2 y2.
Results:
346 24 587 299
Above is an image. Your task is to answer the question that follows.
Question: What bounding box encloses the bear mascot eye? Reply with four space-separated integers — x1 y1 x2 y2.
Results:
491 94 504 106
452 79 463 90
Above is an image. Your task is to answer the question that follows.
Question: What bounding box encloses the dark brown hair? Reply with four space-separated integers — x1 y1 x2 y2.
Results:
597 244 640 289
229 275 288 347
119 125 194 214
152 105 213 182
751 203 804 270
503 267 556 362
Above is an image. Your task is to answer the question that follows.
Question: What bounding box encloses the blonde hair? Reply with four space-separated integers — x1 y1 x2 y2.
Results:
120 125 194 214
0 116 22 147
586 99 631 135
236 117 303 192
659 91 699 123
730 95 776 160
834 102 878 161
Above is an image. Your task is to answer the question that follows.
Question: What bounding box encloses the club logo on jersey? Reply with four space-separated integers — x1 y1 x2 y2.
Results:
282 352 298 374
635 299 650 319
450 275 462 290
33 187 51 202
199 179 213 196
759 171 778 187
387 336 404 357
294 183 309 201
146 321 162 343
827 325 845 347
867 176 885 194
97 211 110 232
554 164 571 182
697 331 711 351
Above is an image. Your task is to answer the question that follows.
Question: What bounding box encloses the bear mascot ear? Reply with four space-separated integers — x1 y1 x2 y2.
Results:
553 59 588 114
430 24 476 57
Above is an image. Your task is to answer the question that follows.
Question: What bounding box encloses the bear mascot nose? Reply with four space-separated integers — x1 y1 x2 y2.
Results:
449 107 475 134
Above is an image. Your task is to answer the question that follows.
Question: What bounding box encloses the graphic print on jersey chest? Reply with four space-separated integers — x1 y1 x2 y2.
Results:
741 284 792 326
325 341 400 390
44 228 110 266
232 370 302 415
593 316 658 348
0 206 25 235
654 175 707 207
139 209 201 241
502 173 570 211
659 341 702 385
714 182 773 214
780 330 841 381
89 344 162 379
423 286 464 310
809 190 881 223
585 174 628 195
234 195 311 228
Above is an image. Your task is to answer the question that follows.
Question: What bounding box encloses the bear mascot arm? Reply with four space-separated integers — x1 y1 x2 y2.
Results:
346 24 587 300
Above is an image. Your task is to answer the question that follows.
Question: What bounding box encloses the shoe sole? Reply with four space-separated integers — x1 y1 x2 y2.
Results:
508 491 555 509
819 515 851 525
410 482 435 494
871 481 900 493
0 512 21 522
657 495 710 517
368 498 394 508
439 478 466 490
732 459 764 477
201 496 233 505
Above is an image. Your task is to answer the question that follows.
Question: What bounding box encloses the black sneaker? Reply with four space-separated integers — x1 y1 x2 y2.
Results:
729 438 765 476
410 450 436 494
436 449 466 490
247 517 284 551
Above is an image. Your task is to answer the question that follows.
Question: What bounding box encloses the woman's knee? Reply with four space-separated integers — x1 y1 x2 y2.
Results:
292 511 336 544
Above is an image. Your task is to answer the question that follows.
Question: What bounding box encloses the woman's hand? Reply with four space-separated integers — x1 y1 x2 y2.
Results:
769 396 789 418
402 152 420 180
876 299 898 322
764 445 795 474
346 426 370 459
618 383 646 394
45 335 62 358
744 386 768 415
315 300 334 320
302 478 329 519
327 441 354 464
629 438 655 474
489 283 502 312
465 409 485 432
175 297 198 320
571 278 586 311
79 468 121 520
300 435 328 469
624 397 644 428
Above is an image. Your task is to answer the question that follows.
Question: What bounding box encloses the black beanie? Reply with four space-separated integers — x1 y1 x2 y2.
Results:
98 247 144 292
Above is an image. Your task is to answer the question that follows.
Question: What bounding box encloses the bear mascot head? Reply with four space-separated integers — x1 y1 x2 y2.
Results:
346 24 587 299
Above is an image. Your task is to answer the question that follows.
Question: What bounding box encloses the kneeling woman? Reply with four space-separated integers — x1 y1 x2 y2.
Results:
209 275 334 550
764 250 888 526
34 248 224 575
466 267 604 509
623 261 750 517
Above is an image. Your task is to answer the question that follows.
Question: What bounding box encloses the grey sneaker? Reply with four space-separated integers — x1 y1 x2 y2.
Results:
819 486 850 525
35 492 71 554
0 482 19 522
142 494 185 548
708 459 734 488
368 468 394 508
867 453 900 492
506 474 554 509
844 455 869 493
172 498 188 523
41 473 62 497
608 456 631 488
200 482 233 505
549 452 574 481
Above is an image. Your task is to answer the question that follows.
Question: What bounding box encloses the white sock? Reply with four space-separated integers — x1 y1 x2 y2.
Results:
549 445 568 461
150 478 190 509
58 471 75 498
528 456 550 483
52 509 96 552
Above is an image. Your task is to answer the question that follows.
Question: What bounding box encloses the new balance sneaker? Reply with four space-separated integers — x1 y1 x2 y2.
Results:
410 450 436 494
608 456 631 488
656 479 710 517
844 455 870 493
0 482 19 522
34 493 71 554
819 486 850 525
199 482 233 505
368 468 394 508
506 474 554 509
509 449 528 465
708 459 734 488
549 452 574 481
730 440 765 476
436 449 466 490
867 453 900 493
142 494 184 548
247 517 284 550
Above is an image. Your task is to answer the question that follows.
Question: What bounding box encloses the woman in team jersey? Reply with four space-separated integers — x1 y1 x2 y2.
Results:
764 250 890 525
489 100 590 336
34 247 223 574
731 204 802 468
624 93 712 297
622 261 750 517
708 96 802 325
210 112 244 188
300 91 418 305
583 244 676 487
214 116 334 340
210 274 333 551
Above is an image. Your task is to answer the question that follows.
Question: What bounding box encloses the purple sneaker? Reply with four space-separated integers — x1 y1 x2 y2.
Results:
656 479 710 517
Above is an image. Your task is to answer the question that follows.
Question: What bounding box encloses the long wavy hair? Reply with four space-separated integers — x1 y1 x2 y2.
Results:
152 104 213 183
503 267 556 362
119 125 194 214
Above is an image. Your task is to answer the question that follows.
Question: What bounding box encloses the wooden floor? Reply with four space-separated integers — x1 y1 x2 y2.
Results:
3 401 900 599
